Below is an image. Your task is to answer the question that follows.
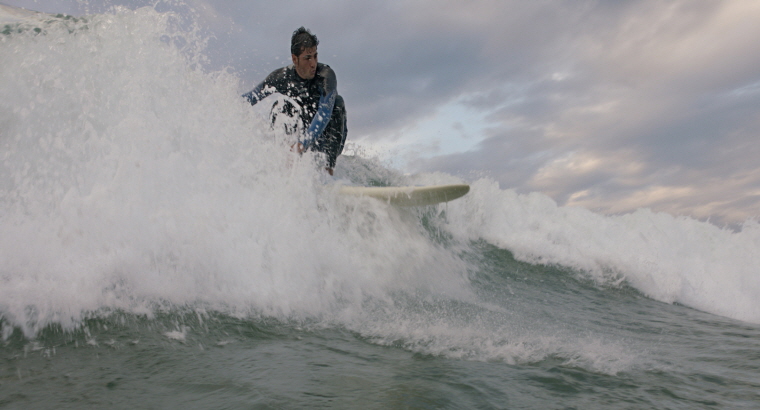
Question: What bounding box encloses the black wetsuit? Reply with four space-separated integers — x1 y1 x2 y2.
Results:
242 63 347 169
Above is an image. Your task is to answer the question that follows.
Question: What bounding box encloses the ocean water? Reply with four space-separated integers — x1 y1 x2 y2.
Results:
2 5 760 409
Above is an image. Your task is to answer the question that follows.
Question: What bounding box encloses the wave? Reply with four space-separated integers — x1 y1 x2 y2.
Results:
1 3 758 374
439 178 760 324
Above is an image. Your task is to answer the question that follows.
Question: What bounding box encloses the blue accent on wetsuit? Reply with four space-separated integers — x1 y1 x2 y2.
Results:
301 90 336 150
242 83 266 105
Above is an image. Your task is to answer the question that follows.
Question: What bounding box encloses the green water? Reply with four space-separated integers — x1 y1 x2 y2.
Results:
3 246 759 409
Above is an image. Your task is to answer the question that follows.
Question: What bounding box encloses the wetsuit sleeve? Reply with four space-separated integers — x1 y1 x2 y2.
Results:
241 68 285 106
241 81 273 106
301 65 338 150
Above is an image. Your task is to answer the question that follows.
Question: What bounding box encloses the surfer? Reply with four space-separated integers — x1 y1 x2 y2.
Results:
242 27 347 175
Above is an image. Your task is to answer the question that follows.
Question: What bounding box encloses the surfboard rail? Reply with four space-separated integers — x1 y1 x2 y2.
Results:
338 184 470 207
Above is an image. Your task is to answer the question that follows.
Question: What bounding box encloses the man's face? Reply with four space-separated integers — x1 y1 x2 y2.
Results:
292 46 318 80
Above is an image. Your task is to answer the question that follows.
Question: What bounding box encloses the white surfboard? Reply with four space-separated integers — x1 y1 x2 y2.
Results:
338 184 470 207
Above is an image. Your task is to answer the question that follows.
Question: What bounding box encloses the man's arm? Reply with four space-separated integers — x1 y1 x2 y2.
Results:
241 67 288 106
301 90 336 150
301 65 338 150
241 81 271 106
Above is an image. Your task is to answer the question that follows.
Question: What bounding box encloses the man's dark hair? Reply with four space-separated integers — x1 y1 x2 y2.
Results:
291 27 319 56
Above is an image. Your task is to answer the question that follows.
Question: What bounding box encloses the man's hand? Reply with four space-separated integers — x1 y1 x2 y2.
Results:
290 142 305 154
288 143 332 175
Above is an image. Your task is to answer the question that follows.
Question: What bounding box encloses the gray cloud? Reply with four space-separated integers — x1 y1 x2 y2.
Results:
408 1 760 225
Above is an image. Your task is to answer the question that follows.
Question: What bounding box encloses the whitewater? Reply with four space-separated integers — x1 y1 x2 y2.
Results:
1 4 759 409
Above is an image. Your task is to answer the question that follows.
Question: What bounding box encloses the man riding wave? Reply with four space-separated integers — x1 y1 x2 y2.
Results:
242 27 347 175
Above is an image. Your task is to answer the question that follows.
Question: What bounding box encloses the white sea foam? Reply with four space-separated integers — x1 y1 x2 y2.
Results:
440 177 760 324
0 6 469 336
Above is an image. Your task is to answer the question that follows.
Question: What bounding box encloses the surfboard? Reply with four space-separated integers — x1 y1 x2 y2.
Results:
338 184 470 207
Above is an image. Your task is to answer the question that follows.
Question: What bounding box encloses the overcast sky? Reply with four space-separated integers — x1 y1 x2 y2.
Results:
5 0 760 226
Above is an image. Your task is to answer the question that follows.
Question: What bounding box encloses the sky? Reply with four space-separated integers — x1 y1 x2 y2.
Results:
5 0 760 226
